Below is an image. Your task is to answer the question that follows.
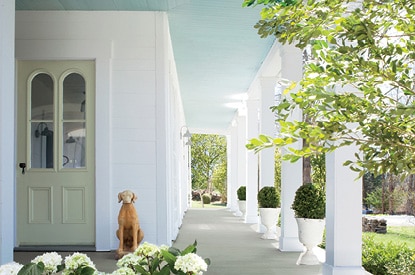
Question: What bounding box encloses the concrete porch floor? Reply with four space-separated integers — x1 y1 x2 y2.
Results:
14 208 325 274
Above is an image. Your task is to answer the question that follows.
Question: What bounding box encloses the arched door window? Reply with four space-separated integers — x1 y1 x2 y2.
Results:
30 73 54 168
62 73 86 169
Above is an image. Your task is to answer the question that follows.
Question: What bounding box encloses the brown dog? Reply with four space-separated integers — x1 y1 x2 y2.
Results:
116 190 144 259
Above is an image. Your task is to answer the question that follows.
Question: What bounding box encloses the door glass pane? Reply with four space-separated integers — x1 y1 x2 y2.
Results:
31 73 54 120
63 122 86 168
31 122 54 168
63 73 85 120
31 73 54 168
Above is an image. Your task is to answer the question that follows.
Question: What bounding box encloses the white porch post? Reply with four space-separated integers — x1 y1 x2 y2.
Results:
236 111 247 217
323 144 366 275
278 44 304 251
259 77 276 188
227 122 239 213
245 99 259 223
0 0 15 264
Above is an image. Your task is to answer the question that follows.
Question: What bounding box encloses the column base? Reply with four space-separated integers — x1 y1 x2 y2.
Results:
244 214 258 224
278 236 303 252
322 264 367 275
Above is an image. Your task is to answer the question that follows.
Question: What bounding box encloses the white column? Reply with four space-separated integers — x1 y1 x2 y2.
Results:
237 112 247 218
278 44 304 251
245 99 259 223
0 0 15 264
259 77 276 188
227 123 239 213
323 144 365 275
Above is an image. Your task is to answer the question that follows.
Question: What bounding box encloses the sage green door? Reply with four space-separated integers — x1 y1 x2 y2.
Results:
16 60 95 246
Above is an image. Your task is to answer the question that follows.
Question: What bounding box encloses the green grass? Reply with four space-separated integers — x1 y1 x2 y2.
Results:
191 200 226 208
363 226 415 249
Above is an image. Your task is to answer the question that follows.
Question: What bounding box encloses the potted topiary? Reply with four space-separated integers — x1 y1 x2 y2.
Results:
291 183 325 265
257 186 281 239
236 186 246 217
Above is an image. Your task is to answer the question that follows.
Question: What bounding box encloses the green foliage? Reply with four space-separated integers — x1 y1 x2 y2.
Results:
365 187 384 212
191 134 226 192
245 0 415 179
212 161 227 202
310 154 325 186
202 194 211 204
362 236 415 275
292 183 325 219
17 262 45 275
237 186 246 200
274 149 281 193
258 186 280 208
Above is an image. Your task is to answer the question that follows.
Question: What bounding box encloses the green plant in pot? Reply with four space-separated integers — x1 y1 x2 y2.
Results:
237 186 246 201
292 183 325 219
292 183 326 265
236 186 246 217
258 186 281 239
258 186 280 208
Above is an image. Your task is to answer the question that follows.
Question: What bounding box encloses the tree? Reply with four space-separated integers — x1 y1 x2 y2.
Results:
212 161 227 202
191 134 227 194
245 0 415 179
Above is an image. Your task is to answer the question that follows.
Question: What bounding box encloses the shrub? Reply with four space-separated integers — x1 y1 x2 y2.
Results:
291 183 325 219
202 194 211 204
257 186 280 208
237 186 246 201
362 236 415 275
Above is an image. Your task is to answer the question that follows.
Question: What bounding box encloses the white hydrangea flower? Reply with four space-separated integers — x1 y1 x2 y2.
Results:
62 252 96 274
174 253 208 275
116 253 142 269
111 267 135 275
31 252 62 274
134 242 160 258
0 262 23 275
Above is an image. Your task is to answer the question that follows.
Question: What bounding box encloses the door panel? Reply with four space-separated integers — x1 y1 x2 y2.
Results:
16 60 95 246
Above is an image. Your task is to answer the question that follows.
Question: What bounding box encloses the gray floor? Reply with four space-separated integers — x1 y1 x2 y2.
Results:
14 208 323 274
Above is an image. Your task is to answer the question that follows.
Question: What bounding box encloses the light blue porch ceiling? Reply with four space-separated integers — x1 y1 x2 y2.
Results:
16 0 275 131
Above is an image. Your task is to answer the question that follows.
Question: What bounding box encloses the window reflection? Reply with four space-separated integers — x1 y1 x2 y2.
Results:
31 73 54 168
63 73 86 120
62 123 86 168
31 122 54 168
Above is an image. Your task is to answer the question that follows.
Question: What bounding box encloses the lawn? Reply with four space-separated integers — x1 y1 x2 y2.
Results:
363 226 415 249
191 200 226 208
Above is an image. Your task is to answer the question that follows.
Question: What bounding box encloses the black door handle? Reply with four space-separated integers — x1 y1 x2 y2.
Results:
19 163 26 174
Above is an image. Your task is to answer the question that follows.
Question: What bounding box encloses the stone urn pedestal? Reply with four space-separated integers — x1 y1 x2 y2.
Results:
236 200 246 218
259 208 280 239
296 218 325 265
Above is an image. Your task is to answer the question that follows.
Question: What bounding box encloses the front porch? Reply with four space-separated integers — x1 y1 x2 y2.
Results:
14 208 372 274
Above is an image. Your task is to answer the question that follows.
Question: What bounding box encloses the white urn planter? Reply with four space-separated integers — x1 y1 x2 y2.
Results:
237 200 246 218
296 218 325 265
259 208 280 239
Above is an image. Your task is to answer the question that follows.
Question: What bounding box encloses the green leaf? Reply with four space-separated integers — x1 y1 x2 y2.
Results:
134 264 151 275
78 266 96 275
161 249 177 266
17 263 44 275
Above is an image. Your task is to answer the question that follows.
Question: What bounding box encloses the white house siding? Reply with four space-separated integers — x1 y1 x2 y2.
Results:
15 11 187 250
0 0 15 264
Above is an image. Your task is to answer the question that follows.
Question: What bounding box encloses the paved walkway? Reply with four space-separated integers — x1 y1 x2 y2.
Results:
15 207 324 274
173 208 322 275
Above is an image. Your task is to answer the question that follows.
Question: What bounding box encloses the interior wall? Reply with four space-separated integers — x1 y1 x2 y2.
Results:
15 10 185 250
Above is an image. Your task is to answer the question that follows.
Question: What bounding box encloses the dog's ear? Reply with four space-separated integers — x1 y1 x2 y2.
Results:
132 192 138 203
118 192 123 203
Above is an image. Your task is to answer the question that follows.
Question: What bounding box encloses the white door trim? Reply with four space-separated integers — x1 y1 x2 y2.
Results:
16 39 113 251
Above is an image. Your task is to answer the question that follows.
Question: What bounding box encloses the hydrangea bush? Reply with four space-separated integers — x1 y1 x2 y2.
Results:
1 241 209 275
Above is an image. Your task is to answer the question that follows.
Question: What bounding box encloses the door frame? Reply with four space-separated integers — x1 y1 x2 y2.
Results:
15 39 113 250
